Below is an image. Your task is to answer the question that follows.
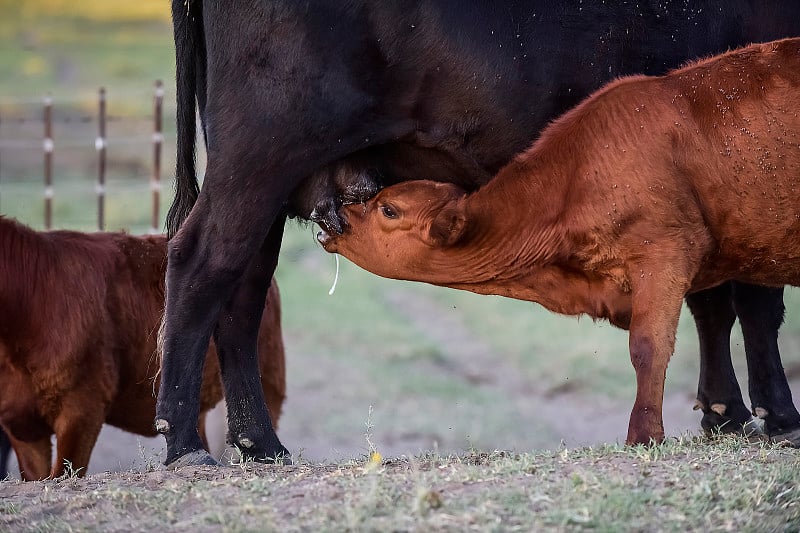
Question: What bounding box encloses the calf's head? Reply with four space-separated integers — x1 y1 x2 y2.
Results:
317 181 469 282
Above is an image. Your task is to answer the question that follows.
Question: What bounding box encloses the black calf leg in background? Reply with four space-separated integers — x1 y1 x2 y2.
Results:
732 282 800 444
686 282 754 434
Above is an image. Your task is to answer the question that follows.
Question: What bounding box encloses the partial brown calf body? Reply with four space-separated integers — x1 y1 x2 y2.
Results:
321 39 800 445
0 218 286 480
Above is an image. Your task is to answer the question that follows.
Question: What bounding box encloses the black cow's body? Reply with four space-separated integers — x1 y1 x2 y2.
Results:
158 1 800 465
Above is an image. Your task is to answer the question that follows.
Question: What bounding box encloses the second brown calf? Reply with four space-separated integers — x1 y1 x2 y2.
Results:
320 39 800 446
0 217 286 480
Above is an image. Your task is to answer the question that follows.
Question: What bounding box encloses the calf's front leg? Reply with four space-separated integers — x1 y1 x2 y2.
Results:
626 274 688 445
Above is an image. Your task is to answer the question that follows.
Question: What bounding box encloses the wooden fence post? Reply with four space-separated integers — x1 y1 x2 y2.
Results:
43 95 53 230
151 80 164 233
96 87 107 231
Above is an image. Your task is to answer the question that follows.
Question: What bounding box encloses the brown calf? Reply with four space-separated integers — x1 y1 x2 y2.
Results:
0 217 286 480
320 39 800 445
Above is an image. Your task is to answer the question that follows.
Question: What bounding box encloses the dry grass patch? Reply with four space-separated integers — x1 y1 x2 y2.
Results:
0 436 798 532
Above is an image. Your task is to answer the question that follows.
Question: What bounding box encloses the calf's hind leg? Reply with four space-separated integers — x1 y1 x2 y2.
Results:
685 283 755 435
51 395 105 478
7 434 51 481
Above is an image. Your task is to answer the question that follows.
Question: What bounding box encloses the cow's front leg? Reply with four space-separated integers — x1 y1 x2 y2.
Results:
213 218 289 463
732 282 800 446
626 272 688 445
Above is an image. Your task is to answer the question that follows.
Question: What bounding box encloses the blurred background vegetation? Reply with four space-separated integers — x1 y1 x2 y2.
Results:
1 1 799 470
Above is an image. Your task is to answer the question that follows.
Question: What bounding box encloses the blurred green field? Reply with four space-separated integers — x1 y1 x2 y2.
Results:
1 2 799 462
0 0 172 106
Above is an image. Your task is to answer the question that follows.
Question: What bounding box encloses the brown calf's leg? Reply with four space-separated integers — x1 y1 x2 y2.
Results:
259 286 287 431
50 403 105 478
626 274 688 446
8 435 51 481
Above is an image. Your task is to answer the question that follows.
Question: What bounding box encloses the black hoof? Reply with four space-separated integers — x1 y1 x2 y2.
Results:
166 450 222 469
252 451 293 466
769 427 800 447
701 412 764 438
240 444 293 465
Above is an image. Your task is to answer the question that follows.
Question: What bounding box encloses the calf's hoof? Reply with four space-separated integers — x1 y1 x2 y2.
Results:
166 449 222 469
626 409 665 446
625 431 665 446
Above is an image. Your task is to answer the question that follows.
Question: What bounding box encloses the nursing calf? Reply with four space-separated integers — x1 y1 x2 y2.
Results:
320 39 800 445
0 218 286 480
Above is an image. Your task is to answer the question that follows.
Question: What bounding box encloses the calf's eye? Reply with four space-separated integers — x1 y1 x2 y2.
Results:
380 205 398 219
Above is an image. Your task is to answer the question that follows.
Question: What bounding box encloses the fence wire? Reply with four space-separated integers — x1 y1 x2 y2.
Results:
0 81 172 232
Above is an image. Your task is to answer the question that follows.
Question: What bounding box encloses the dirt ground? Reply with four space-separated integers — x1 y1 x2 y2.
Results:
49 383 712 474
3 441 799 532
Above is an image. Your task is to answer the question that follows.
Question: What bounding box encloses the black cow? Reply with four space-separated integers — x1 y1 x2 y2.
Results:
157 0 800 466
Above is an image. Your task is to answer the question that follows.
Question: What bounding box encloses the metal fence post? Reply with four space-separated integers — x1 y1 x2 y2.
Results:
151 80 164 234
96 87 107 231
43 95 53 230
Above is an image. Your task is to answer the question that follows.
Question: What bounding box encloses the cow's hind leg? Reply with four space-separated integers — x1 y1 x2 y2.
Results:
214 218 288 463
156 160 293 467
732 282 800 446
685 283 755 436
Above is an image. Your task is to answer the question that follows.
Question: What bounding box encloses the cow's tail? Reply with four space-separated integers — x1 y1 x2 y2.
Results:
166 0 204 239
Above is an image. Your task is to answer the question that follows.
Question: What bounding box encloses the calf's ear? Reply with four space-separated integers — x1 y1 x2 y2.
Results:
428 204 467 247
